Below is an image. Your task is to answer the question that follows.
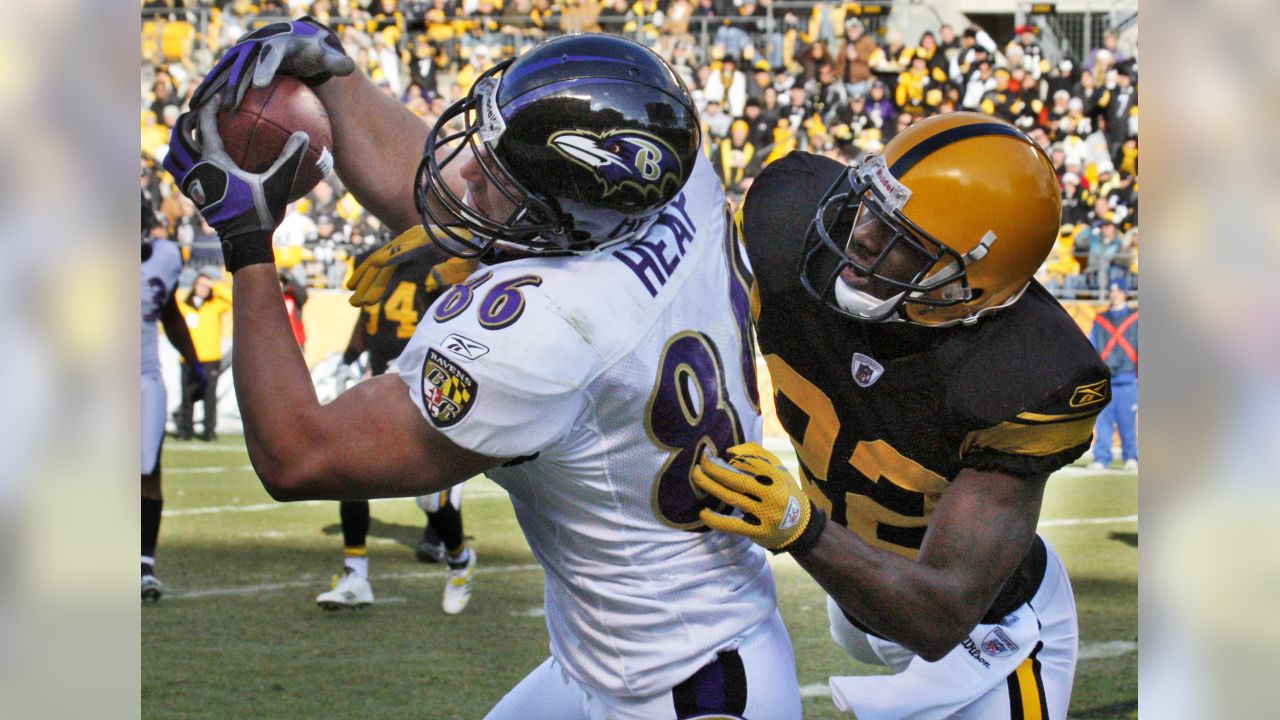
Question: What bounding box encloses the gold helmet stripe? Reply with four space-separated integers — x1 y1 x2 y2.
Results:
889 122 1034 179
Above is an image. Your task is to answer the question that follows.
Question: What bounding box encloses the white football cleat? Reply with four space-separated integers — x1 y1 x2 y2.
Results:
1123 459 1138 472
317 570 374 610
442 549 476 615
1085 462 1105 471
141 574 164 603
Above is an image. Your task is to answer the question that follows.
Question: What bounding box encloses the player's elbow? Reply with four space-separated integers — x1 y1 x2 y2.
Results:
259 468 309 502
914 634 964 663
905 587 987 661
250 454 310 501
894 619 970 662
246 436 330 502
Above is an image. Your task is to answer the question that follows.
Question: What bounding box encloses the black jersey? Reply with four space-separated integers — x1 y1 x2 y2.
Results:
358 254 476 368
742 151 1110 619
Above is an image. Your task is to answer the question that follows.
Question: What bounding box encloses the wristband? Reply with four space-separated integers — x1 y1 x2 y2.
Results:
775 505 827 558
223 231 276 272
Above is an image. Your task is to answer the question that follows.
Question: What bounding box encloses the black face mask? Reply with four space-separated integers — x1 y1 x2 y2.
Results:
799 156 975 324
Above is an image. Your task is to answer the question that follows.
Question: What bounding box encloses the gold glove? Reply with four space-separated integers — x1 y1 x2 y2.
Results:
346 225 474 306
692 442 827 555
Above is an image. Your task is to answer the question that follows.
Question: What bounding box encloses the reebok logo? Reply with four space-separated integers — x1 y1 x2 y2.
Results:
442 334 489 360
1070 379 1109 407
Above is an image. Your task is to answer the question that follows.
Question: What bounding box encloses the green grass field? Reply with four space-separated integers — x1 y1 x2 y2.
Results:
143 437 1137 719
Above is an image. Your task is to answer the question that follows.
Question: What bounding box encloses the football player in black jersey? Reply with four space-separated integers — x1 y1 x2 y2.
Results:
692 112 1111 719
317 254 479 613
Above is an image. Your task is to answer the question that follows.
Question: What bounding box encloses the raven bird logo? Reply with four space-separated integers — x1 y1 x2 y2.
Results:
548 130 683 201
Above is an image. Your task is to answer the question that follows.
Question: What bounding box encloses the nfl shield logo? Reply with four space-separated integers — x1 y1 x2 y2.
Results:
189 179 206 205
779 497 802 530
851 353 884 387
981 627 1019 657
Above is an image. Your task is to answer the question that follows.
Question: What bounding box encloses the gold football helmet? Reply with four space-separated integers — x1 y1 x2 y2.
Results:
799 112 1061 326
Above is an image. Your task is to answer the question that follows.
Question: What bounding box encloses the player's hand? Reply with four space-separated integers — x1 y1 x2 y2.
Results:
191 16 354 112
346 225 474 306
164 100 308 271
692 443 828 556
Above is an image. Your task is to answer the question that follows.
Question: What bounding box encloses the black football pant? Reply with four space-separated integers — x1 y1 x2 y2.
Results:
178 361 221 440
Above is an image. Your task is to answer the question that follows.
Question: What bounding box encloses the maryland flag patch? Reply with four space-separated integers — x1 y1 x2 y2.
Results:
421 348 477 427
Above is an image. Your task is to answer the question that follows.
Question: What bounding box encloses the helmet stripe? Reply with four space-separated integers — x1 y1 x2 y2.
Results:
504 77 694 117
515 54 644 77
503 78 619 115
889 122 1031 179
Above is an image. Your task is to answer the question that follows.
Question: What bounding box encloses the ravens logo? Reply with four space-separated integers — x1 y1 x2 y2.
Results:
549 129 684 201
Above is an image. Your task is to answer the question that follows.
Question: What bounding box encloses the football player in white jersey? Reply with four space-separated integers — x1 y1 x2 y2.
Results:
141 195 206 602
168 28 800 719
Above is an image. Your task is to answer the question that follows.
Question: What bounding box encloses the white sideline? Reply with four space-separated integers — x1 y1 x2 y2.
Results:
166 495 1136 528
1041 514 1138 527
167 563 544 599
1080 640 1139 659
167 465 256 475
164 486 510 516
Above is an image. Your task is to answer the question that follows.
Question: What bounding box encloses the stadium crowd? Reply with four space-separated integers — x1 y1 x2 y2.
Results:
142 0 1137 298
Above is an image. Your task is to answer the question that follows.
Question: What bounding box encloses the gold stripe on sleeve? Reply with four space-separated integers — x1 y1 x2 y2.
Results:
961 415 1097 458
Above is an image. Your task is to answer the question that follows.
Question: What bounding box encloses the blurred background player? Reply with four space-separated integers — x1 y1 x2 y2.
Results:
141 194 206 601
280 270 308 349
318 254 478 613
1088 280 1138 471
176 271 232 441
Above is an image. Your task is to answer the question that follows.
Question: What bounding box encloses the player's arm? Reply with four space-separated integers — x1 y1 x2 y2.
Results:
232 264 502 501
159 290 201 368
166 94 501 500
186 16 444 236
693 447 1044 661
311 70 428 234
795 468 1045 661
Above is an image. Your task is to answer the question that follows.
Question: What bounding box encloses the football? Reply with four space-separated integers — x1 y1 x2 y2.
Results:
216 76 333 203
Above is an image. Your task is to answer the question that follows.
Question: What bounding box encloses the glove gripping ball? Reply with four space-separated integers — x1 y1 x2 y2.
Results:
216 76 333 202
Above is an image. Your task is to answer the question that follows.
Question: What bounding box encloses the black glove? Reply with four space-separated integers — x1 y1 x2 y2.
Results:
164 100 309 272
190 16 354 112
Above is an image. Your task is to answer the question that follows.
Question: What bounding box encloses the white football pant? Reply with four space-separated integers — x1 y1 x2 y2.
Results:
416 484 464 513
141 372 167 475
484 610 801 720
827 538 1077 720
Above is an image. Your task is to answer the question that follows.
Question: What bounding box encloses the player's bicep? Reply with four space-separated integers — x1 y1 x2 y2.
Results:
916 468 1046 621
296 373 503 500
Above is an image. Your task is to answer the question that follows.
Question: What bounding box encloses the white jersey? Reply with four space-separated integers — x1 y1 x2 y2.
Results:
399 156 775 697
141 240 183 377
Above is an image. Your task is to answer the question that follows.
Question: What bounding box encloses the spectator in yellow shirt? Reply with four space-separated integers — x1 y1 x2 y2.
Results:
176 273 232 441
895 55 932 108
